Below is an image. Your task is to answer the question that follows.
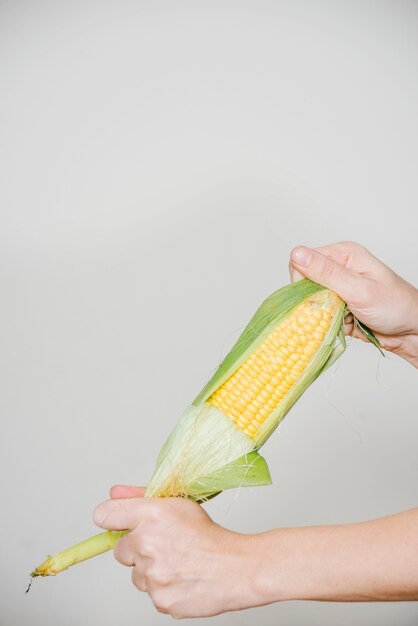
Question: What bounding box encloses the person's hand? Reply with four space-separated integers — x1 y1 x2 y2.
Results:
93 486 260 618
95 489 418 612
289 241 418 367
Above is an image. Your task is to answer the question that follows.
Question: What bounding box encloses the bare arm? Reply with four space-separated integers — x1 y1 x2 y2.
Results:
252 507 418 604
94 494 418 617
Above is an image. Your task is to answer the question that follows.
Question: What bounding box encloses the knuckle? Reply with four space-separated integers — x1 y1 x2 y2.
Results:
343 240 370 257
339 239 356 247
131 568 147 592
113 544 126 565
145 503 165 524
113 537 132 566
147 565 171 586
136 533 159 558
320 256 336 281
151 590 173 615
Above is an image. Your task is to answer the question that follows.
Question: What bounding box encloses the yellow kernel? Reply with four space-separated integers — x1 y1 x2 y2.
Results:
258 371 271 384
292 362 305 373
248 382 261 394
271 374 283 387
312 309 323 320
234 396 248 411
270 355 283 367
277 329 288 342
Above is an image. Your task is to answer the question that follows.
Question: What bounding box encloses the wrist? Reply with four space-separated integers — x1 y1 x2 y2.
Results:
243 530 292 605
393 282 418 367
222 530 285 610
390 333 418 368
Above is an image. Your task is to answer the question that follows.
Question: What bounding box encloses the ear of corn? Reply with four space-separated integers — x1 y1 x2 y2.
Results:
145 279 345 500
31 278 351 579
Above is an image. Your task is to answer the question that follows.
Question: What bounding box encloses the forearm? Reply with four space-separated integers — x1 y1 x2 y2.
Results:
246 508 418 604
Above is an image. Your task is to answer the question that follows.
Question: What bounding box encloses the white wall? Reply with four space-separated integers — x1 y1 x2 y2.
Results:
1 2 417 625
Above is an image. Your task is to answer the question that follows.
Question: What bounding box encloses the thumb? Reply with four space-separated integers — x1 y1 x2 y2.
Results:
94 497 149 531
290 246 361 302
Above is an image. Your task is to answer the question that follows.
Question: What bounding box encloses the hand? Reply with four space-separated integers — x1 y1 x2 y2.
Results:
95 490 418 611
93 486 259 618
289 241 418 366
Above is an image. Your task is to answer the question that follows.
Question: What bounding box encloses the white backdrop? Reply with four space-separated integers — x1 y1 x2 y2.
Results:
1 2 417 625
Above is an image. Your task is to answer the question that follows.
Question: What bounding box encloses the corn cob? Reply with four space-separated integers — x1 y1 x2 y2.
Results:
32 278 377 580
208 290 340 440
145 280 345 499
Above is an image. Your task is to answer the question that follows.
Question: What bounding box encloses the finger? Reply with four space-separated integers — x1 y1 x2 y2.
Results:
132 567 148 593
349 324 377 343
288 260 305 282
290 242 354 281
110 485 146 499
313 241 381 274
113 533 136 567
343 312 354 336
290 246 362 302
94 497 150 531
312 243 353 268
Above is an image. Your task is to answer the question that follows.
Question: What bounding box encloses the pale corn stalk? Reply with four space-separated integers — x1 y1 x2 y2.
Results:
30 279 380 580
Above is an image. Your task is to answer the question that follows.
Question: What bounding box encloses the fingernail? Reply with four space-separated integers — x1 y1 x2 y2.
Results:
291 246 312 267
